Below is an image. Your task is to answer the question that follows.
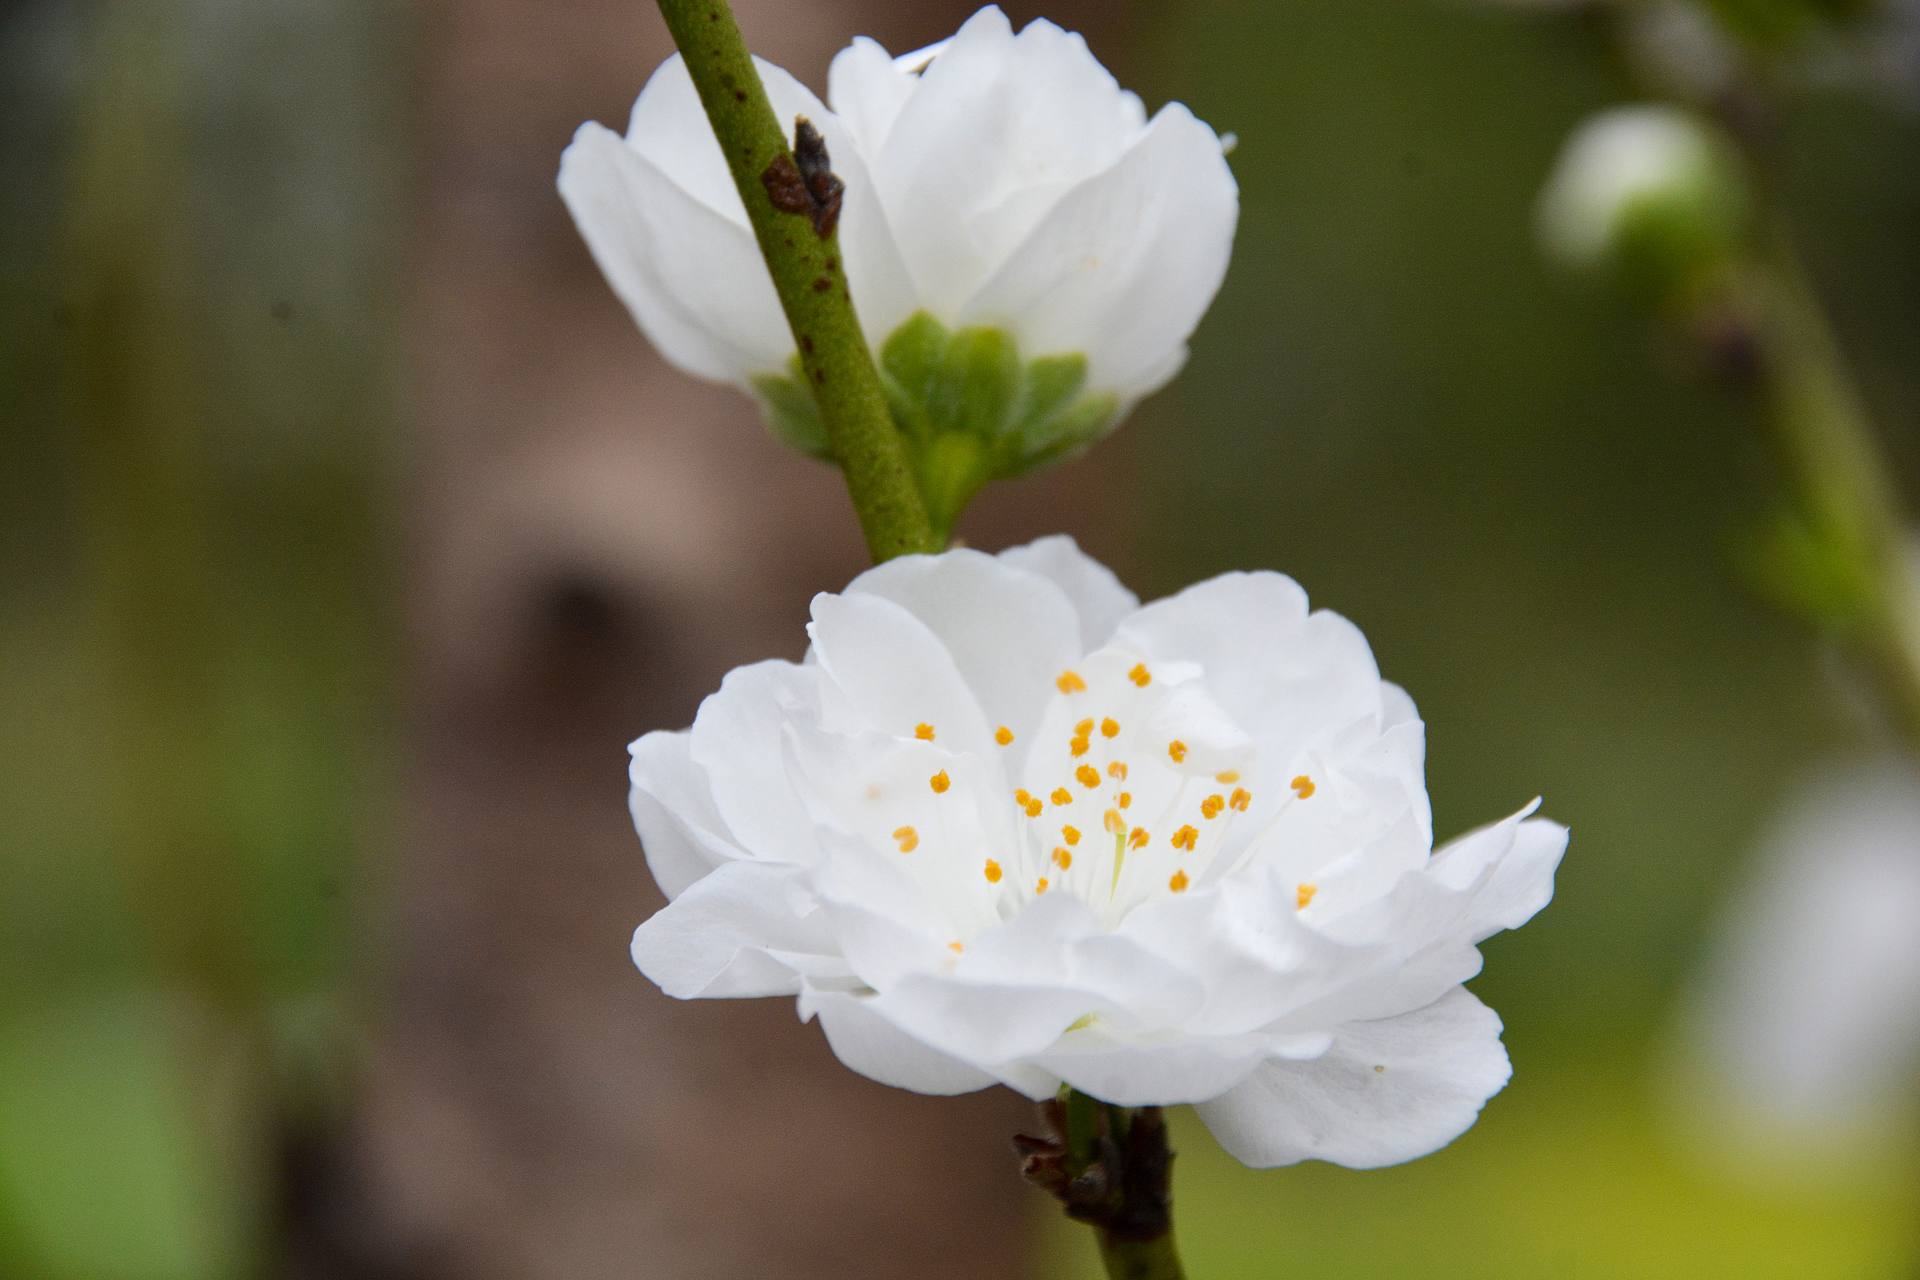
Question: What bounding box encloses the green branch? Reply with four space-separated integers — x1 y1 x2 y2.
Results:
1026 1091 1187 1280
653 0 938 563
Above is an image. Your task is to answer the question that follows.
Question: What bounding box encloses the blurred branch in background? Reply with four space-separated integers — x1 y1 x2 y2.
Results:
0 1 407 1276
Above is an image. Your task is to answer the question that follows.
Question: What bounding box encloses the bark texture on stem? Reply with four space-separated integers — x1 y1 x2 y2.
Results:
652 0 938 562
1018 1092 1187 1280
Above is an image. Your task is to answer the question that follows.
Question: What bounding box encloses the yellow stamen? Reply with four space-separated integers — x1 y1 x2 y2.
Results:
1129 663 1151 687
1025 797 1043 818
1074 718 1095 738
1169 869 1190 892
1104 808 1127 835
1168 739 1188 764
1296 883 1318 910
1050 787 1074 806
1291 774 1316 799
1229 787 1251 812
892 826 919 853
1070 736 1091 757
1057 670 1087 694
994 725 1014 746
1171 824 1198 852
1014 788 1033 808
914 723 935 741
1107 761 1129 781
1215 770 1240 784
1117 791 1133 810
929 770 951 794
1035 877 1050 895
983 859 1003 883
1062 825 1082 846
1075 763 1101 789
948 940 965 954
1200 794 1225 820
1100 717 1120 739
1053 847 1073 869
1128 827 1150 850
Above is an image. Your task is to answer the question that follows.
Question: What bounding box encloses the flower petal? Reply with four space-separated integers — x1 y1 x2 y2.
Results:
628 729 738 899
845 548 1083 760
996 534 1139 650
1196 987 1512 1169
807 590 997 757
800 988 999 1095
958 101 1236 404
689 660 830 868
630 861 841 998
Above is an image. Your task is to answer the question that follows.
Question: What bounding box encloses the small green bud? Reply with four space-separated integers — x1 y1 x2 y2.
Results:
1536 105 1749 301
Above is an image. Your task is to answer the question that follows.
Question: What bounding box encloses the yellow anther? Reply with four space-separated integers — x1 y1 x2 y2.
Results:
984 859 1003 883
1117 791 1133 810
1062 825 1082 846
1169 869 1190 893
1070 736 1091 757
1053 847 1073 869
1025 798 1043 818
1104 808 1127 835
1074 718 1095 738
1291 774 1316 799
929 770 951 794
1296 883 1318 910
892 826 919 853
1075 764 1101 789
1200 794 1225 820
1172 824 1198 852
948 940 965 954
1100 717 1120 739
994 725 1014 746
1035 877 1050 895
1107 761 1129 780
1048 787 1072 806
1229 787 1251 812
1215 770 1240 784
1014 788 1033 807
1128 827 1150 850
915 723 935 741
1168 739 1188 764
1057 670 1087 694
1129 663 1151 687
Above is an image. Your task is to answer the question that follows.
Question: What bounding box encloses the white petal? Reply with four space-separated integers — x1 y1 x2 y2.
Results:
559 122 788 384
1114 571 1384 764
870 9 1149 315
807 590 997 757
1196 988 1512 1169
996 535 1140 650
628 730 739 899
958 101 1236 403
1428 806 1569 942
1036 1028 1273 1107
827 36 916 161
629 862 839 998
689 660 829 868
801 989 998 1095
845 548 1083 760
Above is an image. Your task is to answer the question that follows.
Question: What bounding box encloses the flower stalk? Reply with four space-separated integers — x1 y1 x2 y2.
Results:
1019 1091 1186 1280
651 0 938 562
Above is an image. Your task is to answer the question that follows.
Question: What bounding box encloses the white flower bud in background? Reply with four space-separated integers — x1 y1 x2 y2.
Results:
1669 757 1920 1181
1535 105 1748 295
625 538 1566 1169
559 7 1238 520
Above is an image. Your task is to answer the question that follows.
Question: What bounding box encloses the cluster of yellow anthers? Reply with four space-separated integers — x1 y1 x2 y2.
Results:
889 662 1321 911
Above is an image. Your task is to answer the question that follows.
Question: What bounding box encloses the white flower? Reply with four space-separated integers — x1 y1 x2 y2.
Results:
1672 757 1920 1170
627 538 1566 1169
1535 104 1744 278
558 5 1237 422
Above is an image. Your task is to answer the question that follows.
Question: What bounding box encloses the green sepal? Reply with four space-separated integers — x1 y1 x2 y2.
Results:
754 311 1122 539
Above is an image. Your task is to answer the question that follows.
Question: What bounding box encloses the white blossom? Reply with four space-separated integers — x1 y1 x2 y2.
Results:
627 538 1565 1169
558 6 1237 421
1672 757 1920 1169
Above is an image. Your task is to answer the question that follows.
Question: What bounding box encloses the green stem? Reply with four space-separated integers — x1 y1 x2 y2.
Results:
1751 224 1920 750
1057 1092 1188 1280
652 0 938 562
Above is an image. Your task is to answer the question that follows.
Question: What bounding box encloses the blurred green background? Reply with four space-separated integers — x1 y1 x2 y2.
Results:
4 0 1916 1277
